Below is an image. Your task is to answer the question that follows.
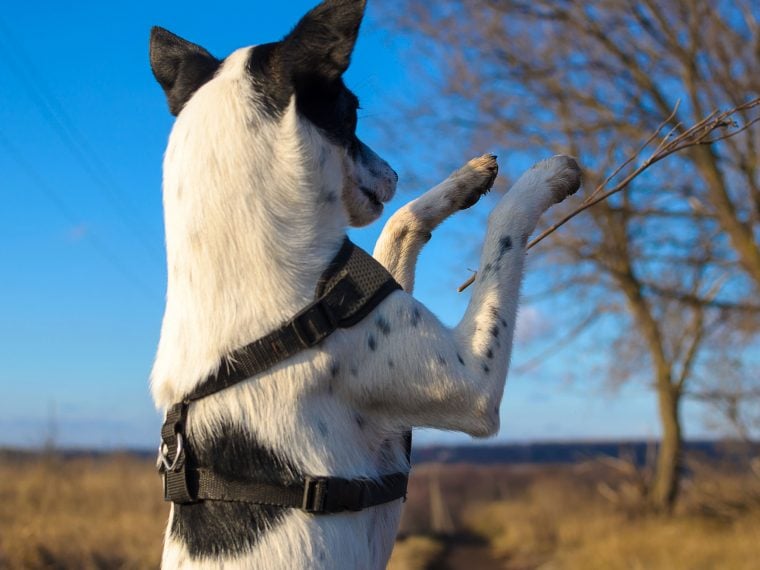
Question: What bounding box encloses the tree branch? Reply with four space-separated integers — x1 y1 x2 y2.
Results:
458 98 760 292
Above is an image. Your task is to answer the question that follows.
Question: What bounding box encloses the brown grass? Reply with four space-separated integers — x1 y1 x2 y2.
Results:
0 454 167 569
1 453 759 569
460 463 760 570
387 536 444 570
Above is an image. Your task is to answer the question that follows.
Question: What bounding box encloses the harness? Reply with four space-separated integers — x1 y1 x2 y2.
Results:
157 238 412 513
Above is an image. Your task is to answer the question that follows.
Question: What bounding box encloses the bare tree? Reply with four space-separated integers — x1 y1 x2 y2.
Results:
383 0 760 513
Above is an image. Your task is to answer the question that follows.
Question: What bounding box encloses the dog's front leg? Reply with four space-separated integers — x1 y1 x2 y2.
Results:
342 156 581 436
373 154 498 292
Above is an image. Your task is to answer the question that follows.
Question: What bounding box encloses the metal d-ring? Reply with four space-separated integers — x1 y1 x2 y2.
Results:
157 432 184 473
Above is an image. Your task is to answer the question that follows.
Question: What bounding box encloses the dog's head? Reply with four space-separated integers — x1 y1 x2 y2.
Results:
150 0 396 227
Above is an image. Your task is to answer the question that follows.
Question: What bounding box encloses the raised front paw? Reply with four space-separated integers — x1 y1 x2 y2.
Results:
531 155 582 204
449 153 499 210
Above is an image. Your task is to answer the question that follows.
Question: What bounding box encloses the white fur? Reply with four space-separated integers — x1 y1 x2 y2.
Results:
152 47 579 569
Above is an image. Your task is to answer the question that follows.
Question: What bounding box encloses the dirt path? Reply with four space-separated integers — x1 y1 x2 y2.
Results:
429 534 506 570
442 542 505 570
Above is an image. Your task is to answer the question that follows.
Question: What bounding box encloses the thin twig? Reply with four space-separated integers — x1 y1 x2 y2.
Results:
458 97 760 292
457 273 477 292
589 101 681 201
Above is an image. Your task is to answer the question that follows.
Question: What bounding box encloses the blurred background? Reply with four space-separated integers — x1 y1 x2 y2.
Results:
1 0 758 568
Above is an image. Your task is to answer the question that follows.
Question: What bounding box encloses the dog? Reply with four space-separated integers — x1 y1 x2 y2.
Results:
149 1 581 568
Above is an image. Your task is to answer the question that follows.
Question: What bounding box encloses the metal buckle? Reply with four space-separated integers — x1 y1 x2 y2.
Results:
291 301 337 348
157 432 184 473
302 477 328 513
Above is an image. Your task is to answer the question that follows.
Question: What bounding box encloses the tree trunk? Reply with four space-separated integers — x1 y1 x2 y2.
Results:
608 247 684 515
649 383 683 514
690 145 760 288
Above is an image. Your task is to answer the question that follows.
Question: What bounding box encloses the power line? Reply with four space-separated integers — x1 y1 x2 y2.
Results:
0 17 165 266
0 131 159 299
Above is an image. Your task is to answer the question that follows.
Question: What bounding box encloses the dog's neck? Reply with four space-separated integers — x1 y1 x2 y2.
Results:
151 94 347 405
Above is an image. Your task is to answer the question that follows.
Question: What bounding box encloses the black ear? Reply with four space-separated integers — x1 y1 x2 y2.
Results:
282 0 367 82
149 27 221 116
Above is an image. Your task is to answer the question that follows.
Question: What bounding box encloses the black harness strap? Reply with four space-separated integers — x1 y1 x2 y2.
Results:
187 468 409 513
184 238 401 402
159 238 412 513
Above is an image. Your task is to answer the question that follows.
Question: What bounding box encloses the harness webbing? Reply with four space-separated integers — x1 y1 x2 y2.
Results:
184 238 401 403
158 238 412 513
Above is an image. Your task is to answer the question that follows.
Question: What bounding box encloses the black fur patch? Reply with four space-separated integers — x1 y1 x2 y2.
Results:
280 0 365 151
282 0 366 83
297 78 360 151
235 1 366 152
172 421 300 558
368 334 377 351
150 27 221 116
457 353 465 365
328 360 337 393
498 236 513 259
411 307 421 327
246 42 293 117
375 315 391 336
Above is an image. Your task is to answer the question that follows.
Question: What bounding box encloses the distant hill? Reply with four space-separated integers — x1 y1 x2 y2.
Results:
2 440 756 467
411 440 758 466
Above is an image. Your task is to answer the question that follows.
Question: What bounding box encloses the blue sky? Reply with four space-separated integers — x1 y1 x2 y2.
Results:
0 0 715 449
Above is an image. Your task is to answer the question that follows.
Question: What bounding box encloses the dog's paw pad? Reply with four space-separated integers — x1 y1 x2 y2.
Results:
532 155 582 203
468 153 499 175
457 154 499 210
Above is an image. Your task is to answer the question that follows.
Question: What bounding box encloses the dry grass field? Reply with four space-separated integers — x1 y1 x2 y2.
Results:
1 452 758 569
0 453 166 569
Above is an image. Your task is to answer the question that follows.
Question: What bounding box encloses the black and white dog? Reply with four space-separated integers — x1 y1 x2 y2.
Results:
149 0 580 567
